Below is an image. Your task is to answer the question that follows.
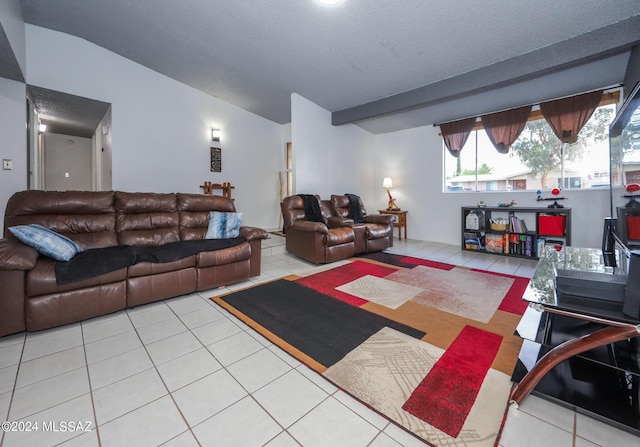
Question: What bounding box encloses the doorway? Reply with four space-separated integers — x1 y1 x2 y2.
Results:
27 86 112 191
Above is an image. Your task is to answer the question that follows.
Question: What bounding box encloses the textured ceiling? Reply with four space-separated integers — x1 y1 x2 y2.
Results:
27 86 111 138
7 0 640 134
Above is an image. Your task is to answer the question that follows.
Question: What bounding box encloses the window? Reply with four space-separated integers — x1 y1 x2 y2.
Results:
444 93 619 192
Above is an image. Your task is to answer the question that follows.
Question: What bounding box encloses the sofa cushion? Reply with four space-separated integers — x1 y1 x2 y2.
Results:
127 256 197 278
26 258 127 297
177 193 237 240
197 241 251 268
325 227 355 246
365 223 392 239
9 224 83 261
3 190 118 249
115 192 180 246
206 211 243 239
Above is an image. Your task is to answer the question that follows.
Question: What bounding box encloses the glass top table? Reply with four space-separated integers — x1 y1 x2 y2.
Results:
522 246 638 325
512 246 640 413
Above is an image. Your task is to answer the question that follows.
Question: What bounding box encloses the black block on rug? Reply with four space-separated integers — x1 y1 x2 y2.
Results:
216 279 426 368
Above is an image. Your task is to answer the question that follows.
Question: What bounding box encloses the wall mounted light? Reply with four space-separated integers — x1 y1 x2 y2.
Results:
38 123 47 134
211 128 221 142
383 177 400 211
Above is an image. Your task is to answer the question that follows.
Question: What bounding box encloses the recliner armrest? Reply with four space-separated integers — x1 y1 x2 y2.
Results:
327 216 356 228
289 220 329 234
239 226 269 242
0 238 39 271
365 214 394 225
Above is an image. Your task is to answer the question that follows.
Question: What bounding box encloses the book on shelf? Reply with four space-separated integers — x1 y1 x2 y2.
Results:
464 232 483 250
485 233 503 253
536 238 545 257
504 233 535 257
509 216 528 233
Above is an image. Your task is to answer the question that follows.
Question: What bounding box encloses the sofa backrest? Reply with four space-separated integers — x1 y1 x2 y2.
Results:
319 199 335 221
330 194 368 218
177 193 236 240
4 190 242 249
115 192 180 247
3 190 118 249
281 195 325 231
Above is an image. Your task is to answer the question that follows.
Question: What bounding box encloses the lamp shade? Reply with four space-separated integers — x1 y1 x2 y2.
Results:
382 177 394 188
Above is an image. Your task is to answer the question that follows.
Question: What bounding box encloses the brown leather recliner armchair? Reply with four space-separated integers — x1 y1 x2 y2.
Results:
281 195 355 264
330 194 393 254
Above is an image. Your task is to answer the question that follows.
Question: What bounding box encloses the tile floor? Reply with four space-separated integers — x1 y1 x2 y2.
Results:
0 235 638 447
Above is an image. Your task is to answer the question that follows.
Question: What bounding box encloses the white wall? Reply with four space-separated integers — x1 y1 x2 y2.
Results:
23 25 285 229
44 133 92 191
0 77 27 234
291 93 377 205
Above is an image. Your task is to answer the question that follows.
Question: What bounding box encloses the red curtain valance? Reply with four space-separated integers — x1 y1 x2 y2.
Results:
540 90 603 144
440 117 476 157
480 105 532 154
439 89 605 153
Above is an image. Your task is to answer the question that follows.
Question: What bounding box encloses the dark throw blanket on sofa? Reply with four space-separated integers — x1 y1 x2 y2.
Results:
345 193 365 223
298 194 325 223
55 237 246 285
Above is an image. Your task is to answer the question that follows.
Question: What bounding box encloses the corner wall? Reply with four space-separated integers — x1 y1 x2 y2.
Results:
291 93 376 204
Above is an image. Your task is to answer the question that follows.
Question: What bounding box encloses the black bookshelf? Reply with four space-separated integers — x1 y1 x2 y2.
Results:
461 206 572 260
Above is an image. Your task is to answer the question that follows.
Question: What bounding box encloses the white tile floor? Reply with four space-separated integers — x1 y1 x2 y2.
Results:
0 234 638 446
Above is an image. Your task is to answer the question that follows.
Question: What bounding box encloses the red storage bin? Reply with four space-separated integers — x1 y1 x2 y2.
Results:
538 214 566 236
627 215 640 241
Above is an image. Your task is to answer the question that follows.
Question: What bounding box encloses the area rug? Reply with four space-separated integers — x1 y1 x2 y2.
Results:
212 254 529 447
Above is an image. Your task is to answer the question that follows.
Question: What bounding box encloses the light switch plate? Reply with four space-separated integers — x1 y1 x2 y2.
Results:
2 159 13 170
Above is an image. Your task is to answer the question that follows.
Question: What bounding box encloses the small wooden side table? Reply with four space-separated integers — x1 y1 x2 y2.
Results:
378 209 408 240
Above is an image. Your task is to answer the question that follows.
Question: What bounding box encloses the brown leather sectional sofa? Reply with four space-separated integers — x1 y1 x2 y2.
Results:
0 190 268 337
281 194 393 264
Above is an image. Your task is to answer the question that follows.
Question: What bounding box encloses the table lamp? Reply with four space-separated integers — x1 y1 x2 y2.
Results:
383 177 400 211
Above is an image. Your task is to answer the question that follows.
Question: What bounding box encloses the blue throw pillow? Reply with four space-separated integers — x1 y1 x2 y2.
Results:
205 211 243 239
9 224 83 261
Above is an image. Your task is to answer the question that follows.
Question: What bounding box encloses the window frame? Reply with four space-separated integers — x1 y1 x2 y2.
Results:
443 90 620 193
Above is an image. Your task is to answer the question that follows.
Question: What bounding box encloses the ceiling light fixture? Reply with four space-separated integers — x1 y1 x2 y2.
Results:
317 0 342 5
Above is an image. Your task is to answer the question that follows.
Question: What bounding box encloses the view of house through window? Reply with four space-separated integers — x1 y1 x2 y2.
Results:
444 98 618 192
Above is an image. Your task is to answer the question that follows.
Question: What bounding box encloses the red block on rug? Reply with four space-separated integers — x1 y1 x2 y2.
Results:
296 260 397 306
402 326 503 438
399 255 455 271
478 269 530 316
